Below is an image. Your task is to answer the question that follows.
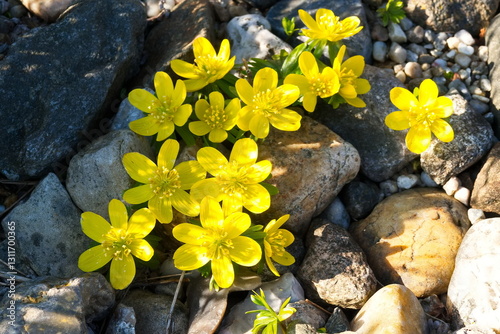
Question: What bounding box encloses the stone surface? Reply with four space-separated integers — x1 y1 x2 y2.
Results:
486 14 500 138
324 307 351 333
0 273 114 333
470 138 500 215
297 218 377 308
285 300 329 331
122 289 189 334
311 65 418 182
255 116 360 235
20 0 76 22
66 129 154 218
350 188 470 297
420 94 495 185
105 303 136 334
405 0 499 36
350 284 427 334
338 179 381 220
226 14 291 64
447 218 500 332
0 0 146 180
130 0 215 89
1 173 86 277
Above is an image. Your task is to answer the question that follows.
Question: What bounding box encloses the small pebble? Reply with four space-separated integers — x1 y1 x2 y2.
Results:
458 69 469 80
371 23 389 42
442 176 461 196
397 174 420 190
457 43 474 56
434 32 449 50
424 29 435 43
372 41 388 62
467 208 485 225
420 171 438 187
454 186 470 206
484 112 495 124
433 58 447 68
433 76 446 86
407 25 424 44
479 78 492 92
399 17 414 31
0 0 8 15
472 94 490 103
446 50 457 58
379 180 399 197
389 42 407 63
469 85 483 96
478 45 489 62
408 43 427 55
406 50 418 62
388 21 407 43
446 36 460 50
455 29 475 46
421 63 430 71
395 71 406 83
469 99 490 114
455 53 472 68
404 62 422 78
9 4 27 18
418 54 435 64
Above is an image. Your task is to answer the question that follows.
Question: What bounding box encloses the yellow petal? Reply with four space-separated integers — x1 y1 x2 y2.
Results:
406 124 431 154
431 119 454 142
236 106 253 131
81 212 111 242
229 236 262 267
189 121 211 136
184 79 208 92
173 104 192 126
195 99 210 120
390 87 419 111
355 78 371 95
419 79 439 106
303 93 318 112
272 250 295 266
269 109 302 131
157 139 179 170
200 196 224 230
223 212 251 239
108 199 128 230
265 251 280 276
110 255 135 290
128 89 158 113
148 195 173 224
224 98 241 122
123 184 154 205
254 68 278 92
209 91 225 109
197 146 228 176
249 114 270 139
170 59 198 79
275 84 300 108
283 74 310 94
173 223 212 245
298 9 319 30
243 184 271 213
208 128 228 143
236 79 254 105
340 85 357 99
278 229 295 247
127 208 156 237
171 189 200 217
129 116 160 137
129 239 154 262
190 179 222 203
176 160 206 189
299 52 319 78
156 121 175 141
222 192 244 217
334 45 347 69
212 255 234 288
245 160 272 183
172 79 187 107
122 152 156 183
78 245 112 272
342 55 365 77
229 138 258 166
264 215 290 233
173 244 210 270
385 111 411 131
218 39 231 61
154 72 174 102
193 36 216 58
433 96 454 117
345 97 366 108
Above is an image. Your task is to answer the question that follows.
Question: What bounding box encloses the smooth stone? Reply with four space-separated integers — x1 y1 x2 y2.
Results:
20 0 75 21
453 325 497 334
322 197 351 230
447 36 461 49
467 208 486 224
396 174 420 189
350 284 427 334
372 40 387 62
388 41 407 63
404 61 422 78
443 176 461 195
339 180 381 220
455 29 476 46
454 186 470 206
407 25 424 43
470 142 500 215
455 53 472 68
457 43 475 56
350 188 470 297
387 21 407 43
285 300 329 331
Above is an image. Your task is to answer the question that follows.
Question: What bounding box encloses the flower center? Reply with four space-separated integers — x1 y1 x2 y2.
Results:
195 55 226 82
251 89 282 118
310 76 336 97
201 230 235 260
409 106 437 127
151 100 176 124
205 105 227 129
267 231 287 257
102 228 133 260
340 67 356 87
216 161 249 196
149 167 181 198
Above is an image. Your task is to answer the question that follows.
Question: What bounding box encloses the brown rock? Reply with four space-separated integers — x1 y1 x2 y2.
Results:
20 0 76 22
256 116 360 235
350 284 427 334
471 142 500 215
350 188 470 297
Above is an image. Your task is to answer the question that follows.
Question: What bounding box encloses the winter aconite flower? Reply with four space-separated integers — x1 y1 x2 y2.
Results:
171 37 236 92
122 139 206 224
333 45 371 107
173 196 262 288
78 199 156 290
298 8 363 43
284 51 340 112
263 215 295 276
189 91 241 143
128 71 192 141
236 67 301 138
191 138 272 216
385 79 454 154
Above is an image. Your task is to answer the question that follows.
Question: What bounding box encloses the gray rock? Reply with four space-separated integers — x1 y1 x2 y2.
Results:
110 96 149 131
0 273 114 333
407 25 425 44
322 197 351 229
0 0 146 180
297 218 377 308
226 14 291 64
486 13 500 138
339 180 381 220
310 65 418 182
452 325 497 334
467 208 486 225
20 0 75 21
388 41 407 63
242 0 279 10
266 0 372 62
66 129 154 218
105 304 136 334
285 300 329 331
1 173 86 277
420 94 495 185
470 142 500 215
405 0 499 36
372 40 387 62
122 290 189 334
447 218 500 332
387 22 406 43
324 307 351 333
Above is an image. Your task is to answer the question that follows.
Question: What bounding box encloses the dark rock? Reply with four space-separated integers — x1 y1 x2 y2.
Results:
471 142 500 215
339 179 382 220
486 13 500 138
105 303 136 334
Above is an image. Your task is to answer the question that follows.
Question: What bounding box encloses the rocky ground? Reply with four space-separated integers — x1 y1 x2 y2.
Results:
1 0 500 333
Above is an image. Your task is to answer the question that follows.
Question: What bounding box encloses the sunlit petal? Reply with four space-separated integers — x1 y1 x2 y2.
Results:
197 146 228 176
431 119 454 142
406 124 431 154
243 184 271 213
173 244 210 270
81 212 111 242
127 208 156 237
229 138 258 165
78 246 112 272
212 255 234 288
200 196 224 230
254 67 278 92
129 117 160 137
129 239 154 262
385 111 411 130
110 255 135 290
157 139 179 170
229 236 262 266
123 185 154 205
173 223 212 245
128 89 158 113
122 152 156 183
171 189 200 217
149 195 173 224
154 72 174 102
390 87 419 111
108 199 128 230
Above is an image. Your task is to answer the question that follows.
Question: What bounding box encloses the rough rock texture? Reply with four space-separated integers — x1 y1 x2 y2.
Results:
20 0 76 22
311 65 417 182
420 94 495 185
350 284 428 334
350 188 470 298
256 116 360 235
486 14 500 138
297 218 377 308
130 0 215 89
105 304 136 334
1 173 86 277
470 143 500 215
447 218 500 332
0 0 146 180
66 129 154 218
0 273 114 333
405 0 500 36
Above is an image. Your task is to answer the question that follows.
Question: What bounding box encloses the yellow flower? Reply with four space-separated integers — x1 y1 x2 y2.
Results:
284 51 340 112
171 37 236 92
189 91 241 143
385 79 454 154
172 196 262 288
333 45 371 107
298 8 363 43
263 215 295 276
122 139 206 224
191 138 272 216
236 67 301 138
128 71 192 141
78 199 156 290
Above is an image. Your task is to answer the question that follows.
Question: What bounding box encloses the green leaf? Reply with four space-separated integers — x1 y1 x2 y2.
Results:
261 182 279 196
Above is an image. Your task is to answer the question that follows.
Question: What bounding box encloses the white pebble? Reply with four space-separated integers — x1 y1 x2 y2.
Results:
478 45 489 62
458 69 469 80
455 29 475 46
446 36 460 49
404 62 422 78
467 208 485 225
457 43 474 56
480 78 492 92
389 42 407 63
420 171 438 187
443 176 461 196
454 186 470 206
397 174 420 190
446 50 457 58
469 85 483 95
395 71 406 83
455 53 472 68
388 21 407 43
373 41 388 62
